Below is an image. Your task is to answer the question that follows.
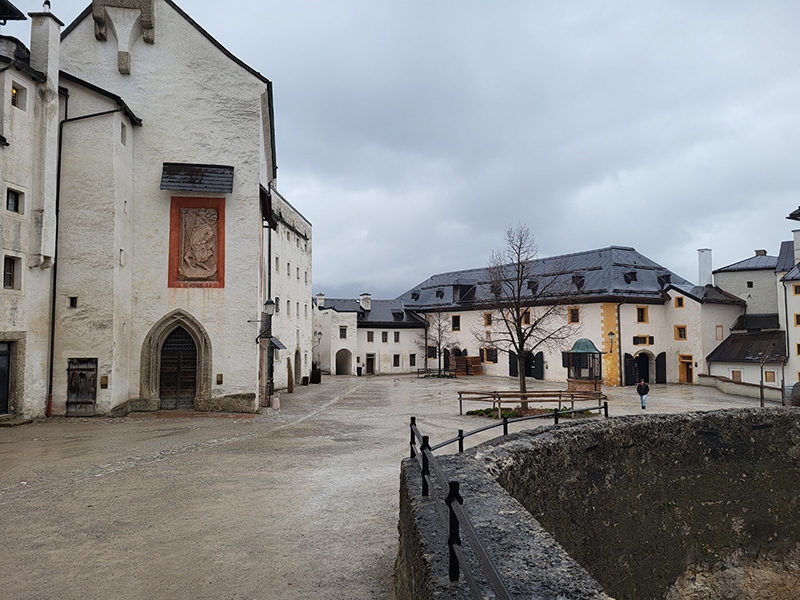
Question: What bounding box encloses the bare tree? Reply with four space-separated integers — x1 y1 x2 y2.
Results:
417 309 452 376
485 223 580 405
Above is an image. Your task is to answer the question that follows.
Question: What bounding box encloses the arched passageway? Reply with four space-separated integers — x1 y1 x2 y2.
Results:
335 349 352 375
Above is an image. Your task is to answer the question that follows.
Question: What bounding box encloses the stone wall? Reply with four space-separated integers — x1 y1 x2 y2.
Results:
397 409 800 599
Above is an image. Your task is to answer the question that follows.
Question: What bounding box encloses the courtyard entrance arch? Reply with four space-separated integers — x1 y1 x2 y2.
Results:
335 349 352 375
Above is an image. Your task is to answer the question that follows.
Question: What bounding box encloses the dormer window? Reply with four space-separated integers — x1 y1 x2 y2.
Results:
392 310 404 321
624 271 637 284
527 280 538 294
435 289 444 299
411 291 420 301
572 275 585 290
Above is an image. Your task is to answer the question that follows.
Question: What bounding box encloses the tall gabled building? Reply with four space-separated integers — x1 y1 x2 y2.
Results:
1 0 311 418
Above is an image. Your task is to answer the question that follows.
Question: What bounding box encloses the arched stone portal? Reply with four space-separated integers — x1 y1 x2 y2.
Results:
139 310 212 411
335 349 352 375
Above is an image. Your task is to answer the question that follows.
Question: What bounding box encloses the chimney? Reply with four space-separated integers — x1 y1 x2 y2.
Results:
794 231 800 266
316 293 325 308
27 5 64 266
755 249 767 257
359 293 372 311
28 3 63 84
698 249 713 286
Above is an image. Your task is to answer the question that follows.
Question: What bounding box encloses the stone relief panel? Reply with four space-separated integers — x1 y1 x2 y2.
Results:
169 198 225 288
178 208 218 281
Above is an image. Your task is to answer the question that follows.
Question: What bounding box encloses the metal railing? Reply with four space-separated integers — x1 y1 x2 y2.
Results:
408 402 609 598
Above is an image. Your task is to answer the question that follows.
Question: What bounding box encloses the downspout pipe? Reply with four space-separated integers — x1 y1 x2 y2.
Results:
47 106 122 417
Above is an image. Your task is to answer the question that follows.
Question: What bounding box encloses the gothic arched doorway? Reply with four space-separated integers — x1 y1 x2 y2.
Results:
140 310 212 411
159 327 197 410
335 349 352 375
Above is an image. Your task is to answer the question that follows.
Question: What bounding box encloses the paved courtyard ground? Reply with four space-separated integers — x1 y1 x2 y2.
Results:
0 375 779 599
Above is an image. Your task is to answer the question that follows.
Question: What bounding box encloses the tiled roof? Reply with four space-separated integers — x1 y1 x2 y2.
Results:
776 241 795 273
714 254 778 273
707 331 786 364
731 313 781 332
320 299 427 329
397 246 694 309
160 163 234 194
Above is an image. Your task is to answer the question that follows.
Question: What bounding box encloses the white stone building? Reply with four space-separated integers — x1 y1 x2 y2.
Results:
0 0 311 417
397 246 745 387
314 293 427 376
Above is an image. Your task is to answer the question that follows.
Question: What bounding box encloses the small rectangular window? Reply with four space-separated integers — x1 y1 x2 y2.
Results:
636 306 649 323
409 354 416 367
6 189 22 213
765 371 776 383
287 262 290 277
675 297 684 308
382 331 388 343
674 325 687 340
795 314 800 327
796 343 800 356
452 315 461 331
339 327 347 339
716 325 724 340
393 354 400 367
3 256 20 290
11 83 26 110
731 370 742 382
746 281 754 288
394 331 400 343
427 346 437 359
568 307 580 324
367 331 374 343
68 296 78 308
275 257 279 273
484 313 492 327
120 122 127 146
275 297 280 313
522 310 531 326
297 267 300 280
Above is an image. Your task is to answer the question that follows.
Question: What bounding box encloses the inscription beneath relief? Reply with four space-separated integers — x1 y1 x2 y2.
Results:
178 208 218 281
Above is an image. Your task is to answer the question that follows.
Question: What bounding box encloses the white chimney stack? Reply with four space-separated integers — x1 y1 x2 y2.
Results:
316 293 325 308
359 293 372 311
698 248 713 286
793 231 800 266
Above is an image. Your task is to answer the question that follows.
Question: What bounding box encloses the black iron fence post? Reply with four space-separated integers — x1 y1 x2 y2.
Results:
503 416 509 436
410 416 417 458
604 401 608 418
458 429 464 453
421 435 430 497
554 407 559 425
446 480 463 583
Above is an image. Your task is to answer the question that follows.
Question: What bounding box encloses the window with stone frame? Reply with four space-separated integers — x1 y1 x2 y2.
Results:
367 331 374 343
6 189 23 214
339 327 347 339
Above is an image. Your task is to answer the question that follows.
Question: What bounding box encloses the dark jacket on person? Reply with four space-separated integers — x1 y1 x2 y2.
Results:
636 382 649 397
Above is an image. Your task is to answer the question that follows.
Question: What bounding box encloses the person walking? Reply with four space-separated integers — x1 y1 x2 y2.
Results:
636 379 649 410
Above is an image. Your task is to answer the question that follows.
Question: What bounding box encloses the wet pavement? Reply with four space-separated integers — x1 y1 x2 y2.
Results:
0 375 779 599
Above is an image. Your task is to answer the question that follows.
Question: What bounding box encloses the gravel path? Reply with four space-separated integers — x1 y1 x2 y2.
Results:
0 375 769 599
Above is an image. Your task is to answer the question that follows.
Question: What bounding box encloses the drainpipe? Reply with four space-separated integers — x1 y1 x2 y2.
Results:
47 106 123 417
616 302 624 386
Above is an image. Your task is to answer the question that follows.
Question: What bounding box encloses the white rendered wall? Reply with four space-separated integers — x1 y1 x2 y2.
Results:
714 270 776 315
59 2 273 409
357 327 425 374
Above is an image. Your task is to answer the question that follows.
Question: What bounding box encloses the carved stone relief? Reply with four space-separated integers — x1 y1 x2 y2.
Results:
178 208 218 282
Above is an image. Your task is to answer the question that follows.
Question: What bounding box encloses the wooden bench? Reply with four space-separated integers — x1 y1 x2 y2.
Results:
458 390 605 418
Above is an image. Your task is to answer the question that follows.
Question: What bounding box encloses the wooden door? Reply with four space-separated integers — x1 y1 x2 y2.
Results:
0 343 9 414
159 327 197 410
679 355 693 384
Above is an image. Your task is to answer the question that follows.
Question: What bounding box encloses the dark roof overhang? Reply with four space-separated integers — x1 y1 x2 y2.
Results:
707 331 787 364
59 70 142 125
160 163 234 194
0 0 25 22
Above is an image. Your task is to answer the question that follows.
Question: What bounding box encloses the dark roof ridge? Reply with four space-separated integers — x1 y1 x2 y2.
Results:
61 1 271 86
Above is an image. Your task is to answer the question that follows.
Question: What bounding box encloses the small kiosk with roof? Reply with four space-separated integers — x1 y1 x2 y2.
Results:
562 338 603 392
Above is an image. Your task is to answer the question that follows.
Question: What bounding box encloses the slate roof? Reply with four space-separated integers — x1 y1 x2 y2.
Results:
679 285 746 306
706 331 786 364
160 163 234 194
397 246 699 309
731 313 781 332
713 254 778 273
0 0 25 21
320 299 427 329
776 241 796 273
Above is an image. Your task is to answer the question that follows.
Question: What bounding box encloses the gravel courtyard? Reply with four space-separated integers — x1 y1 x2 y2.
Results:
0 375 772 599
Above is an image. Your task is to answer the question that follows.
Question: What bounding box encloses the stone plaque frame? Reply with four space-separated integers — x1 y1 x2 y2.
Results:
168 197 225 288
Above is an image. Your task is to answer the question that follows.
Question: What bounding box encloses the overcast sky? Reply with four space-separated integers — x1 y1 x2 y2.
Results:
6 1 800 299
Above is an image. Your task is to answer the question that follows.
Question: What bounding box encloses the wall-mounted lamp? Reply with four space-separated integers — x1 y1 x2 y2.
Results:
607 331 615 350
264 299 275 316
